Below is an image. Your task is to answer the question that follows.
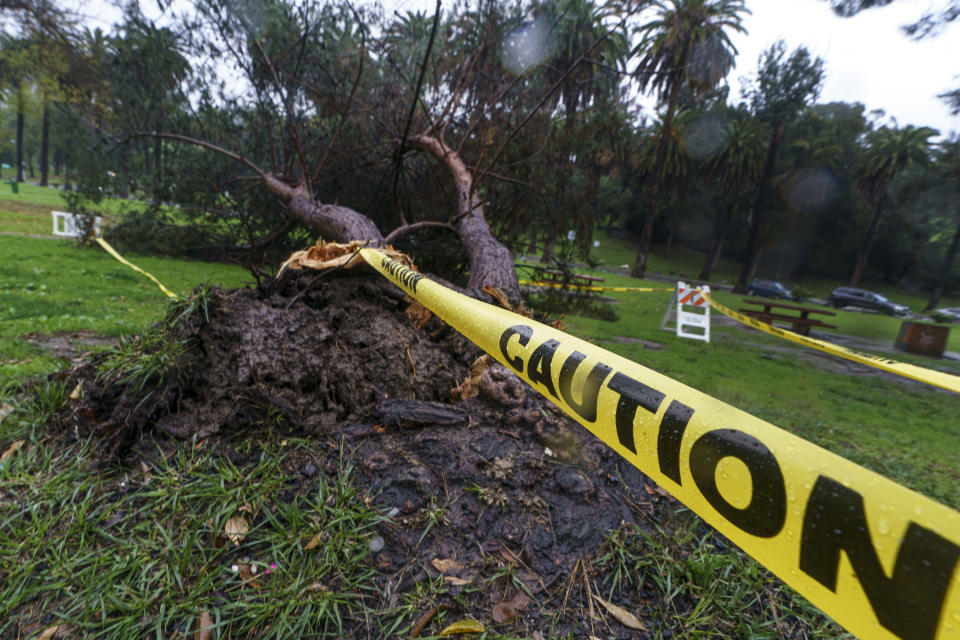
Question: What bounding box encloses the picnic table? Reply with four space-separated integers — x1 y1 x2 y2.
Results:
538 269 605 289
739 298 837 336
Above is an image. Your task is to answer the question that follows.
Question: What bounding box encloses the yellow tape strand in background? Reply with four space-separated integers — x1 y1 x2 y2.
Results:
704 293 960 395
94 237 179 300
517 279 674 293
360 247 960 640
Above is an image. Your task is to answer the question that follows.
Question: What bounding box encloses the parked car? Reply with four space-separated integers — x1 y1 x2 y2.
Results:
827 287 910 316
929 307 960 323
747 279 793 300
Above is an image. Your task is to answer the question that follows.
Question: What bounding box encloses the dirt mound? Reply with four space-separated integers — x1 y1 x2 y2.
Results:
48 269 808 638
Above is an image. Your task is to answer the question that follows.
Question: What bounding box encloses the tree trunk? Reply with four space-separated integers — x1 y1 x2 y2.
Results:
40 99 50 187
154 131 520 299
926 203 960 311
406 134 521 301
849 200 884 287
16 87 25 183
699 200 733 281
736 119 784 292
631 50 688 279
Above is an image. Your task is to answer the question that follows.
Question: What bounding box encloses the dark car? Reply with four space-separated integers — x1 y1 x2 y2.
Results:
747 279 793 300
827 287 910 316
929 307 960 322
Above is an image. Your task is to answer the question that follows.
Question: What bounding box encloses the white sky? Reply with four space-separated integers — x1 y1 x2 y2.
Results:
73 0 960 136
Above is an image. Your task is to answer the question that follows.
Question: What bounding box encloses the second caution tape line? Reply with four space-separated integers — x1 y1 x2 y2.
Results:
518 279 674 293
702 293 960 395
359 247 959 640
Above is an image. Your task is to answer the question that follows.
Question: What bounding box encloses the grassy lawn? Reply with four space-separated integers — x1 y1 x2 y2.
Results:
1 203 957 637
0 236 253 380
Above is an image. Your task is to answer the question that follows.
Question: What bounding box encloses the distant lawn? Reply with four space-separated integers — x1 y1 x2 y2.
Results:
0 235 253 380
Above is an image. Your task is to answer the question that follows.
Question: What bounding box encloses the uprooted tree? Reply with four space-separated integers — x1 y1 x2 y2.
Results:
66 0 631 302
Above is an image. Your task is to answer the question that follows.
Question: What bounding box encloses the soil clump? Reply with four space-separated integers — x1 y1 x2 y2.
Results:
45 269 808 638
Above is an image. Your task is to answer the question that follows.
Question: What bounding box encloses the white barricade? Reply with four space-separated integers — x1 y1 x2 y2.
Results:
660 281 710 342
52 210 102 238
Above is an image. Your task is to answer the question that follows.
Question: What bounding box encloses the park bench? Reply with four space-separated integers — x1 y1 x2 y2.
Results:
739 298 837 336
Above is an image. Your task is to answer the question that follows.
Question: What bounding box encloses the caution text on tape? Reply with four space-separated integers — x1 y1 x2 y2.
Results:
360 248 960 640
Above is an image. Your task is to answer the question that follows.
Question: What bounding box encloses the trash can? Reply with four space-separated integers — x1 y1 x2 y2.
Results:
6 180 18 194
895 321 950 358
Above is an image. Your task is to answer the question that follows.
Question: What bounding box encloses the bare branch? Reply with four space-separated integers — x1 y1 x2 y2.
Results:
391 0 442 227
385 220 456 244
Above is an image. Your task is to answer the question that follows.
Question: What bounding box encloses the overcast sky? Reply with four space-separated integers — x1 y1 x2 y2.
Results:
77 0 959 137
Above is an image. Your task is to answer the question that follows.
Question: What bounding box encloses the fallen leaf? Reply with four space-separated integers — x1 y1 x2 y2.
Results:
491 602 516 624
443 575 471 586
0 403 13 423
224 515 249 546
654 486 670 497
238 503 254 514
1 439 25 464
430 557 462 573
194 610 213 640
68 382 82 400
491 590 531 623
298 582 328 597
437 618 485 636
303 531 325 550
33 625 74 640
592 595 647 631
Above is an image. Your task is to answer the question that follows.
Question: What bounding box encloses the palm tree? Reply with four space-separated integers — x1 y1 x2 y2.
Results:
922 137 960 310
849 124 937 286
629 0 748 278
698 114 766 280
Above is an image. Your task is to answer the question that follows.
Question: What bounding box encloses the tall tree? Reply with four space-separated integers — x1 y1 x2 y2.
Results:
735 41 823 291
698 112 765 280
849 124 936 286
924 137 960 309
629 0 748 278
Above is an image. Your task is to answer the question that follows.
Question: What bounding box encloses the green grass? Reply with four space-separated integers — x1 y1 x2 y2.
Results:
596 513 846 639
537 238 960 509
0 235 252 381
0 399 390 637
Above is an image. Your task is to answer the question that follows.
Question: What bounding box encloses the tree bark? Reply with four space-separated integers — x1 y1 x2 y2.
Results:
40 99 50 187
631 50 687 279
15 86 25 183
849 200 884 287
699 201 732 281
406 134 521 300
736 119 784 292
925 203 960 311
152 131 520 299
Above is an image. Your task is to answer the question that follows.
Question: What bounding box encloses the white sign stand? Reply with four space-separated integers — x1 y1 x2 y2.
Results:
52 210 102 238
661 281 710 343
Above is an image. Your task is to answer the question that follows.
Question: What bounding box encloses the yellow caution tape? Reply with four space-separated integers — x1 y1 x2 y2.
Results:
518 279 674 293
94 237 179 300
360 247 960 640
704 293 960 396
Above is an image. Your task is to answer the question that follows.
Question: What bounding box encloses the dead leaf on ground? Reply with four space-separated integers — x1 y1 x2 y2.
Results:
492 590 531 623
298 582 328 597
238 503 254 514
224 515 249 546
68 382 83 400
405 301 432 328
0 403 13 423
437 618 486 636
592 595 647 631
430 557 462 573
194 610 213 640
1 439 25 464
443 575 471 586
33 625 74 640
303 531 326 550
